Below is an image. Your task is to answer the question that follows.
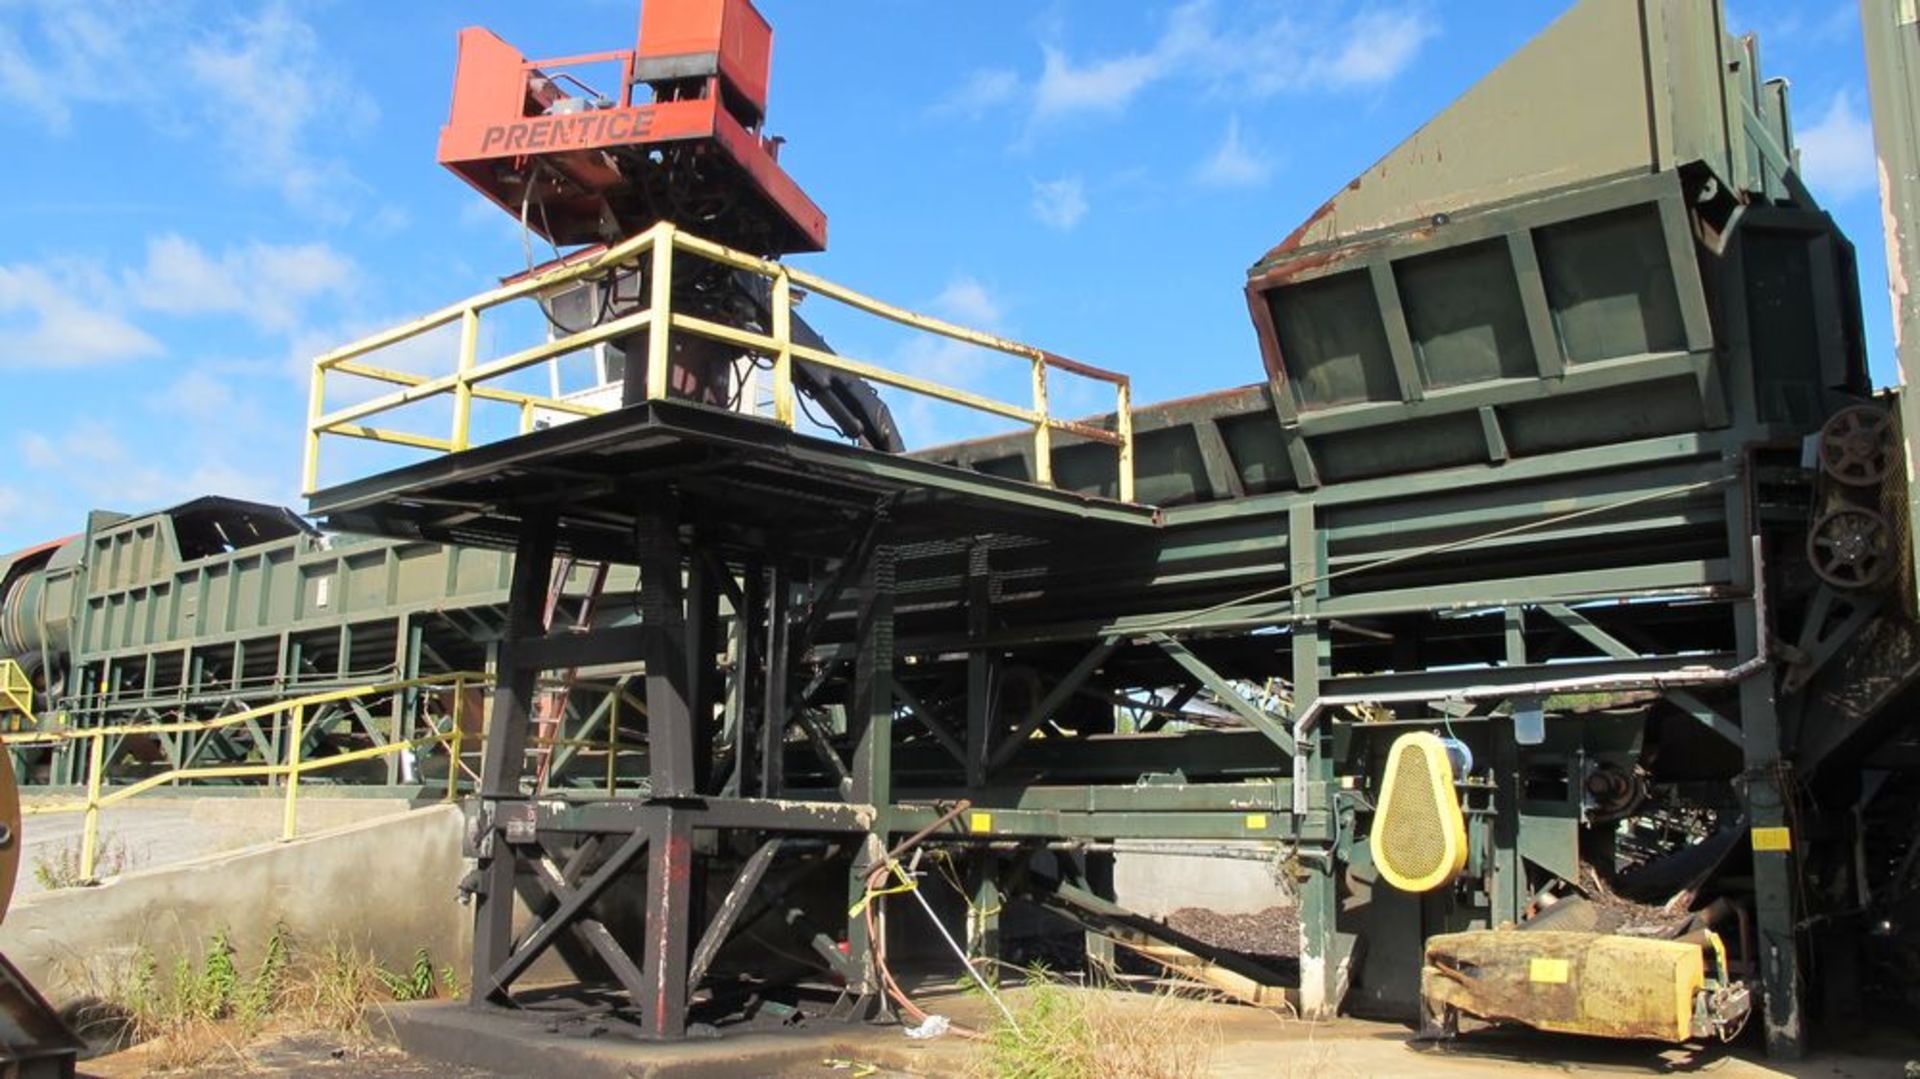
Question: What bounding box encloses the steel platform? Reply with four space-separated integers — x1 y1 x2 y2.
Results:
308 400 1157 563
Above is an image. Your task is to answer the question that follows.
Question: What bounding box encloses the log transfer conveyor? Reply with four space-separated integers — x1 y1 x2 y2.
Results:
6 0 1920 1064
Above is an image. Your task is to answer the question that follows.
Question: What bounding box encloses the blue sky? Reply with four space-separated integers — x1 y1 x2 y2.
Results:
0 0 1891 553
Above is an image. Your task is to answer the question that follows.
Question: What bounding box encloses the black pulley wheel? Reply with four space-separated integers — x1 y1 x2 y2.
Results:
1818 405 1894 488
1808 506 1896 590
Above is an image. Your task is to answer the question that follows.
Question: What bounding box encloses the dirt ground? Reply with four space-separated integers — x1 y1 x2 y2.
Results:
82 1030 507 1079
76 989 1920 1078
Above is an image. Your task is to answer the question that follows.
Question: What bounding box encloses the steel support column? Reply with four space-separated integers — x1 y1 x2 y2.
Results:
472 510 558 1005
843 535 896 1009
1291 503 1347 1019
761 565 790 798
639 506 696 798
635 504 697 1038
1739 599 1804 1056
1491 608 1526 926
966 853 1002 976
639 807 695 1038
964 541 993 787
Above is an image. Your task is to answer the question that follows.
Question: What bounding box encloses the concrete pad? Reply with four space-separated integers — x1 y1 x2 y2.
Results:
381 1001 959 1079
381 986 1914 1079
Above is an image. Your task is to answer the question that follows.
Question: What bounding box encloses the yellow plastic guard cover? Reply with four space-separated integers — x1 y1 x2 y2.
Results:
1370 731 1469 892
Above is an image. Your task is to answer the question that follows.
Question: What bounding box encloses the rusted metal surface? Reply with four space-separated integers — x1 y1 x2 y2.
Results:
1423 930 1705 1043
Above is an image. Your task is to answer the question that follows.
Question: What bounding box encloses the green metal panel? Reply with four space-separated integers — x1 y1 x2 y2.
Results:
1396 238 1536 386
1266 270 1398 407
1534 204 1687 364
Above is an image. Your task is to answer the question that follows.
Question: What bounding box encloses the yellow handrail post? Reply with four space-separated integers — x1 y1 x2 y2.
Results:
1116 380 1135 503
447 677 463 803
771 270 795 427
1031 358 1053 487
303 359 327 495
283 704 304 841
80 735 104 881
646 225 676 402
452 307 480 450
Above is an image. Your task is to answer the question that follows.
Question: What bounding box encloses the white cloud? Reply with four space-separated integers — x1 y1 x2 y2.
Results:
460 196 507 228
1023 1 1435 124
934 68 1021 118
932 277 1003 328
1797 91 1878 202
1035 45 1164 118
1306 10 1435 89
0 231 357 372
183 3 378 219
0 1 374 219
19 434 58 470
890 277 1018 445
368 205 412 235
0 25 67 130
0 4 158 132
18 424 129 471
16 420 297 516
1196 116 1272 187
0 262 162 369
1031 177 1089 231
153 368 242 424
128 234 356 331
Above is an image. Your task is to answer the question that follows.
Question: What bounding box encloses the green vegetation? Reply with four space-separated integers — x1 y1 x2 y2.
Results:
970 966 1217 1079
90 925 458 1073
31 831 137 889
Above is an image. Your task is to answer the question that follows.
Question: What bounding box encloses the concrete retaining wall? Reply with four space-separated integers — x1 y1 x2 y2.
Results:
0 804 471 1005
1113 845 1293 917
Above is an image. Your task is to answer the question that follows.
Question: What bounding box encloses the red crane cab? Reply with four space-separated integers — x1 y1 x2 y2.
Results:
437 0 826 255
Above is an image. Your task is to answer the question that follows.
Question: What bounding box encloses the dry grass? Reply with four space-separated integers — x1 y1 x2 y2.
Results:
970 970 1220 1079
85 928 456 1074
32 830 141 889
276 940 388 1038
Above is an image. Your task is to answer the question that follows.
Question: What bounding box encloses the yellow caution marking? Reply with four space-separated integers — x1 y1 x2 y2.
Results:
1751 826 1792 852
1528 957 1570 984
1245 813 1269 830
969 811 993 834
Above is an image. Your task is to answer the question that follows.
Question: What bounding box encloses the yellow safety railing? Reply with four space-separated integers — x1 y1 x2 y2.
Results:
5 672 488 882
303 221 1136 501
3 671 639 884
0 659 30 722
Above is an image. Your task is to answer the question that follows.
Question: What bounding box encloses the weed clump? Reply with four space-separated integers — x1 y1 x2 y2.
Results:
971 966 1218 1079
32 832 138 889
92 925 458 1072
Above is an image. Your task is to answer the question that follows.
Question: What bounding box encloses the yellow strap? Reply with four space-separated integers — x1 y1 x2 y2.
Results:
847 859 918 917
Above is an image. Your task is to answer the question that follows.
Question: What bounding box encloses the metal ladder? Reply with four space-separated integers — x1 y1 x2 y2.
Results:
530 555 609 789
